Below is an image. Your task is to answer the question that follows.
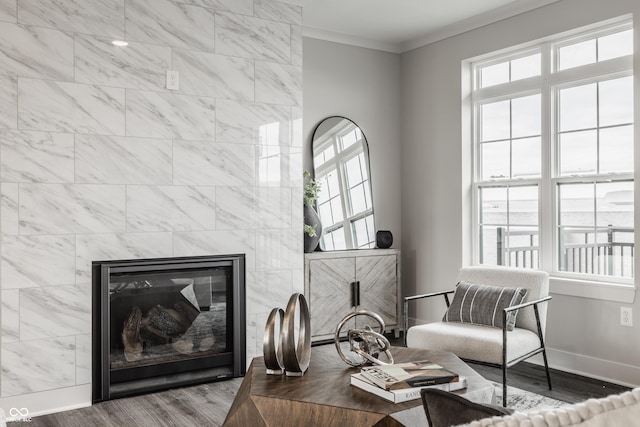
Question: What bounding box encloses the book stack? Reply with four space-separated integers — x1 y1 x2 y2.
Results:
351 360 468 404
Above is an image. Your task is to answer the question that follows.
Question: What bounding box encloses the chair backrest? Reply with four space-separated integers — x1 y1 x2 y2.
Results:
456 266 549 334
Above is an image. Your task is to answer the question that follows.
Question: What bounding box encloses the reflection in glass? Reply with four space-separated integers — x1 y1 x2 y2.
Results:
312 117 375 250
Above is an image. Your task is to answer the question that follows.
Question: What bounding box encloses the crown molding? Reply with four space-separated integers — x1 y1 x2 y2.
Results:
303 26 402 53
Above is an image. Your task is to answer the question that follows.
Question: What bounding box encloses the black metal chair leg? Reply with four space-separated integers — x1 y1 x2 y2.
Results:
502 365 507 407
542 347 552 390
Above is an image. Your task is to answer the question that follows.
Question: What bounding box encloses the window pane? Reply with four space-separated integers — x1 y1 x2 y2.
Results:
481 61 509 88
481 140 510 180
558 39 596 70
322 228 346 251
509 186 538 226
479 225 501 265
330 197 343 223
341 129 357 150
512 137 541 178
559 83 597 132
318 202 333 226
349 183 366 215
326 172 340 197
512 94 541 138
480 187 507 225
559 130 597 175
558 183 595 226
481 100 510 141
598 29 633 61
352 214 375 248
345 154 364 187
511 53 541 80
597 181 634 227
599 76 633 127
600 125 633 174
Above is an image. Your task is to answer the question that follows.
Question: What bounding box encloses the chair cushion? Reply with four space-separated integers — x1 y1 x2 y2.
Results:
443 282 528 331
406 322 542 365
420 388 513 427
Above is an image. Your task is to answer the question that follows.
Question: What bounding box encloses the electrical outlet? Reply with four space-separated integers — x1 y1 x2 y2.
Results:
620 307 633 327
166 70 179 90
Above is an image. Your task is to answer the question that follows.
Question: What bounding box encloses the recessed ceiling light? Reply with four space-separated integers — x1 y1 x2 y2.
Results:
112 40 129 47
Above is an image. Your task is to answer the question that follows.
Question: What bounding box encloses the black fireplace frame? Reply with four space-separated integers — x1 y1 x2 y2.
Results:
92 254 246 402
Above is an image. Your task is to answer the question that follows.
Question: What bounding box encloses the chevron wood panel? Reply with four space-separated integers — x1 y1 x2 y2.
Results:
308 257 355 337
357 254 398 327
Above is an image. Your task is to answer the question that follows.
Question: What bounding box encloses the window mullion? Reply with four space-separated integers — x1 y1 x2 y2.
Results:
540 41 554 273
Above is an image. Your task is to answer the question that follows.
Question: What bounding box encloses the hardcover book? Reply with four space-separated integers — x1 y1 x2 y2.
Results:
350 373 468 403
360 360 459 390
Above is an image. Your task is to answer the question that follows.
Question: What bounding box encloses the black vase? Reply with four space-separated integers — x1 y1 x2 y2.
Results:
303 205 323 253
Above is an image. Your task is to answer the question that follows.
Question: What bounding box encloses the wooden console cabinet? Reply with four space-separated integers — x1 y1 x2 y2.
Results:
304 249 401 343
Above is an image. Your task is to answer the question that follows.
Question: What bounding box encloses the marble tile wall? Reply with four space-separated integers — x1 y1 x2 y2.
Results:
0 0 302 401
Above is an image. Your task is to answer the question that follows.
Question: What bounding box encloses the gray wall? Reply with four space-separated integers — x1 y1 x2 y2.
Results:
401 0 640 385
303 38 402 246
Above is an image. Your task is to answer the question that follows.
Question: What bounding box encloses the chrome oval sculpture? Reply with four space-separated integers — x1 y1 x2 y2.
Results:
263 308 284 375
334 310 393 367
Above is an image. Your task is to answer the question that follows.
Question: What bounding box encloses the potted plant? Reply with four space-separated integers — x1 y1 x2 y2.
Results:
303 171 322 253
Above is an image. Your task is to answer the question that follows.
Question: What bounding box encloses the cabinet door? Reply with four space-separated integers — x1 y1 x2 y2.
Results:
308 257 355 338
356 255 398 328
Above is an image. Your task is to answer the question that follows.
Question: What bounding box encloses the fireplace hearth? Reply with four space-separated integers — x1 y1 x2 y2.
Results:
92 255 246 402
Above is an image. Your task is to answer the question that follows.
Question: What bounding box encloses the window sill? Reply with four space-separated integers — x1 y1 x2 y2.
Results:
549 276 637 303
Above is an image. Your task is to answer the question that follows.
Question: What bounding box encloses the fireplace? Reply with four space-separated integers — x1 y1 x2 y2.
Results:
92 255 246 402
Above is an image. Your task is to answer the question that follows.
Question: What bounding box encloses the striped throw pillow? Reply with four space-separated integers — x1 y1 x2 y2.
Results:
442 282 528 331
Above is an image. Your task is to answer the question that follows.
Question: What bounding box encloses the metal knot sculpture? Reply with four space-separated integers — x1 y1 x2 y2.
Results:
334 310 393 367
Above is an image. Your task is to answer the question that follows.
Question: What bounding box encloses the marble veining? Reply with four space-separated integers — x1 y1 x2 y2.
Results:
0 22 74 81
255 61 302 106
75 334 91 385
216 99 290 145
75 135 172 185
175 0 253 15
75 35 171 91
126 90 215 140
256 187 292 229
1 336 76 396
215 12 290 63
126 185 216 232
1 289 19 343
17 0 124 38
254 0 302 25
291 24 302 67
18 78 125 135
75 232 173 282
1 235 76 289
19 184 126 234
0 74 16 129
126 0 215 51
257 145 302 187
173 229 256 271
0 130 74 183
246 269 293 318
255 228 298 270
174 140 255 186
1 183 19 235
215 186 256 230
0 0 16 23
173 49 254 100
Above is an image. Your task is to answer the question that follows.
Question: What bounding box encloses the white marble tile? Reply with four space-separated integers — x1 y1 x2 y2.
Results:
256 187 291 229
246 269 293 318
173 50 253 100
245 313 258 362
75 232 173 282
291 265 304 294
19 184 126 234
291 24 302 67
75 35 171 91
18 78 125 135
76 334 91 385
126 185 216 232
216 99 290 145
174 140 254 186
1 235 76 289
174 229 256 271
175 0 252 15
291 105 302 147
0 130 74 183
20 285 90 340
0 23 73 80
1 336 76 396
255 61 302 106
255 228 298 270
215 12 290 63
215 186 255 230
257 145 301 187
0 75 16 129
0 0 16 22
254 0 302 25
1 289 19 343
18 0 124 38
126 0 215 51
1 183 18 235
75 135 172 185
126 90 215 140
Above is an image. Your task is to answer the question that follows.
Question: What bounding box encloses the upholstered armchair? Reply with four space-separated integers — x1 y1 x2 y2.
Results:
404 265 552 406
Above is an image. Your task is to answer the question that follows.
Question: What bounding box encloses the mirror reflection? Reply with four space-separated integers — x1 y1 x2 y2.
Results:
312 116 375 250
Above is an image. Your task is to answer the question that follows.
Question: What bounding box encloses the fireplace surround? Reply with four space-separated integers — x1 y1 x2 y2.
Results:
92 255 246 402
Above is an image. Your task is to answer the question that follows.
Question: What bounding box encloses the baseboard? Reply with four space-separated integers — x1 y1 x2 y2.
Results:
0 385 91 419
527 348 640 388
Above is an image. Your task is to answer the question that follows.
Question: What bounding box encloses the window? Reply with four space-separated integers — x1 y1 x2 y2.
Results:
471 20 634 284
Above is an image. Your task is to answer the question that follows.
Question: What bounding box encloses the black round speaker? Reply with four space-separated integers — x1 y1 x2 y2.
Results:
376 230 393 249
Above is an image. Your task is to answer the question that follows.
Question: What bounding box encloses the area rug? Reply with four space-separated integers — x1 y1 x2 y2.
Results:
494 383 567 411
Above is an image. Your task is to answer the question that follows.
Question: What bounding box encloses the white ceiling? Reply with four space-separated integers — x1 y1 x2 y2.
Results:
302 0 561 53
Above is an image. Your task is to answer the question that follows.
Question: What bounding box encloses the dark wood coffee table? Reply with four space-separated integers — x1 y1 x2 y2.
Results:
223 345 495 426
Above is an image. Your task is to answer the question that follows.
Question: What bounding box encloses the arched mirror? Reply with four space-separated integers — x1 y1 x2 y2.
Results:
312 116 375 250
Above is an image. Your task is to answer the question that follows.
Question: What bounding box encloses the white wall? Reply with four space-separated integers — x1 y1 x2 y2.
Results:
303 38 402 246
401 0 640 386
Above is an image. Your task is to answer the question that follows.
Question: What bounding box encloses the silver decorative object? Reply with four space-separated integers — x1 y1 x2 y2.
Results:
263 307 285 375
334 310 394 367
281 293 311 376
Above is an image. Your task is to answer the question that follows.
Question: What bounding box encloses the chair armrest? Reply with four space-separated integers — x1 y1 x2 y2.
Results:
404 289 454 303
503 295 551 313
403 290 454 345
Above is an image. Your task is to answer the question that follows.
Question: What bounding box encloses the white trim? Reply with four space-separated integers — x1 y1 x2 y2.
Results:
0 384 91 418
550 276 636 303
303 27 401 53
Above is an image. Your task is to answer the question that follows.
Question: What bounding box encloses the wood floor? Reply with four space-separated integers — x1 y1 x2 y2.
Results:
17 346 633 427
